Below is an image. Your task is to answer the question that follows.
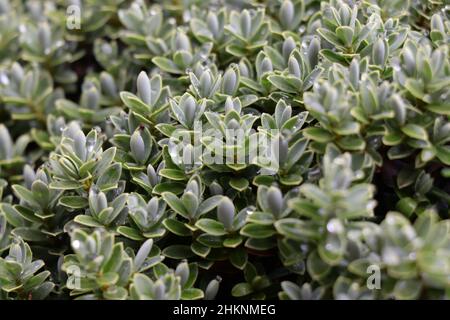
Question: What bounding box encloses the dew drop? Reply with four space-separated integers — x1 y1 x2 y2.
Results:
101 43 113 55
72 240 81 250
327 219 344 234
0 72 9 85
366 201 376 210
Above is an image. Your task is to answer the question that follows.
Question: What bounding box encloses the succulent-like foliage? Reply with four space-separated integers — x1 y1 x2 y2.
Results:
0 0 449 300
0 237 54 300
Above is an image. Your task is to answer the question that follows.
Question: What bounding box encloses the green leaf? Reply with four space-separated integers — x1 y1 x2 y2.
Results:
300 184 330 207
307 250 332 281
404 79 425 101
59 196 88 209
231 283 253 297
336 135 366 151
117 226 145 241
245 237 276 250
264 46 285 70
143 228 166 238
393 280 422 300
74 215 103 227
275 218 318 241
303 127 332 143
396 197 417 217
97 163 122 191
162 245 195 259
318 237 345 265
0 203 25 227
336 26 354 47
401 124 428 141
15 205 43 223
223 234 243 248
426 103 450 115
319 49 349 64
152 182 185 195
435 145 450 165
240 223 275 239
103 286 128 300
1 283 23 293
240 76 265 93
196 234 226 248
181 288 204 300
229 178 249 192
252 175 276 186
96 272 119 286
120 92 152 115
102 243 124 274
383 131 403 146
159 169 187 181
134 239 153 270
230 247 248 269
49 180 83 190
226 44 247 58
184 263 198 289
246 212 274 225
162 192 188 218
280 173 303 186
191 241 211 258
197 195 222 216
163 218 192 236
12 185 39 207
152 57 181 74
317 29 341 47
155 123 177 137
348 258 373 277
195 219 227 236
31 181 50 209
11 227 47 242
267 75 299 93
131 273 152 297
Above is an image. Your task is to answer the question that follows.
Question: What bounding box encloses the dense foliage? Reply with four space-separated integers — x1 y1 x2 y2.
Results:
0 0 449 300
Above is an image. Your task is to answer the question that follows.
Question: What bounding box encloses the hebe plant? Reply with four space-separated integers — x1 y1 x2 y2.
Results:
0 0 449 300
